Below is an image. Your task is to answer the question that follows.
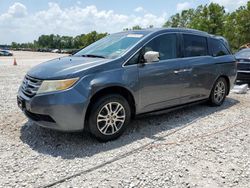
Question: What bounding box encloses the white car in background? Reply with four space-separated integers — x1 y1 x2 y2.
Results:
0 50 13 56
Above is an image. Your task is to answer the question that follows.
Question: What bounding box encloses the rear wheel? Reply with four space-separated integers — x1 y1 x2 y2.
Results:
88 94 131 141
209 77 228 106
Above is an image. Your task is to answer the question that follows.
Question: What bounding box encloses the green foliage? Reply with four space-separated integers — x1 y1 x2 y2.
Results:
163 1 250 51
163 9 195 28
11 31 108 50
123 25 154 31
164 3 226 35
234 2 250 46
123 25 142 31
132 25 142 30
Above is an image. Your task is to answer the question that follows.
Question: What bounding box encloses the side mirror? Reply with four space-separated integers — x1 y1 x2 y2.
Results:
143 51 160 63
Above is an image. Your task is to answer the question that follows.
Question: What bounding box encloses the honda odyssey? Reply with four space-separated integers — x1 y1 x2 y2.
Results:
17 28 237 141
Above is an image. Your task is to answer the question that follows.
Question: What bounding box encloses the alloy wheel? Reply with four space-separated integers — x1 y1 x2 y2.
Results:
97 102 126 135
214 80 226 103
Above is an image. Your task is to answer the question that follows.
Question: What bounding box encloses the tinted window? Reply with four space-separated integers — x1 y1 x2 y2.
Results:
126 51 140 65
183 34 208 57
210 39 230 57
143 34 177 61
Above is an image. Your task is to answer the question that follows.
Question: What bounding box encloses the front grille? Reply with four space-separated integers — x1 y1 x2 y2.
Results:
21 75 42 97
238 62 250 71
237 72 250 80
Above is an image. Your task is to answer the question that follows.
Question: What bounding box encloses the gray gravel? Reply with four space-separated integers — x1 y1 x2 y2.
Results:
0 51 249 188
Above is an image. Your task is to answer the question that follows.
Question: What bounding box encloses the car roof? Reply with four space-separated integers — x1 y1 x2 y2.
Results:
117 28 211 37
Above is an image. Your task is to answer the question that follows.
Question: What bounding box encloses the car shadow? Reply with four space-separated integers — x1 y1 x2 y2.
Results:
20 98 239 159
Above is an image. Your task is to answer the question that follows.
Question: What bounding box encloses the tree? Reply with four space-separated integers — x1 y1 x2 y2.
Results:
132 25 142 30
79 31 108 48
123 25 142 31
18 31 108 50
163 3 226 35
224 12 239 50
162 2 246 50
163 9 195 28
235 2 250 46
190 3 226 35
11 42 18 49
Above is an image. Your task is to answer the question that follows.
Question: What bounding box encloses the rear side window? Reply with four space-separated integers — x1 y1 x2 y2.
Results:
183 34 208 57
210 39 230 57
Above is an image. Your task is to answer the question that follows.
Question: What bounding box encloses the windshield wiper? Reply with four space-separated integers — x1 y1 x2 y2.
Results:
82 54 105 59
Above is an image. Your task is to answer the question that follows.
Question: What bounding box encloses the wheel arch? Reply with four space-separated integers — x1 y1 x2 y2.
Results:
219 75 230 95
212 75 230 96
84 86 136 129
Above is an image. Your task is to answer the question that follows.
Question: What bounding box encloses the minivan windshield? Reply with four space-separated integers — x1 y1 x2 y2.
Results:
74 33 145 59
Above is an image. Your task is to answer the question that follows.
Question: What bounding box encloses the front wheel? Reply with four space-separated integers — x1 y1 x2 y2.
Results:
209 77 228 106
88 94 131 141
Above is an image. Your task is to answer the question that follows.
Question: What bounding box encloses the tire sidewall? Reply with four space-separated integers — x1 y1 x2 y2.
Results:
88 94 131 141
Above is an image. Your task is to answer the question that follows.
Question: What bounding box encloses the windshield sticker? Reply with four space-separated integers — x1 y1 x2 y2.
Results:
127 34 143 38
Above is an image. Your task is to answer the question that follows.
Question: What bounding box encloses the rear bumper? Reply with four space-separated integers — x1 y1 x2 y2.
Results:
17 86 89 132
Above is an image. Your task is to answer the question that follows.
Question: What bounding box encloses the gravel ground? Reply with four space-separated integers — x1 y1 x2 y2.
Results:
0 51 249 188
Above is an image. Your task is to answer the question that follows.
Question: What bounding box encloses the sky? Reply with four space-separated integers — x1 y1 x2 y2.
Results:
0 0 248 44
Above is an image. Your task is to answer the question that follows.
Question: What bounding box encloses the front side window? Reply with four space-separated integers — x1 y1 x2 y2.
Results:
125 34 178 66
210 39 230 57
143 34 177 61
74 33 145 59
126 51 141 65
183 34 208 57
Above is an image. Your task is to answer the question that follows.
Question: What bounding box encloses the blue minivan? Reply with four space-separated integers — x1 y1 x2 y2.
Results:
17 28 237 141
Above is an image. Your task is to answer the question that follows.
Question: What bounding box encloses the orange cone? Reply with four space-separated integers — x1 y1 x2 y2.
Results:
13 58 17 66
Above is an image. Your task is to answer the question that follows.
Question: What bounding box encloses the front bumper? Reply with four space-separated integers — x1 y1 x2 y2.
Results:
237 70 250 82
17 86 89 132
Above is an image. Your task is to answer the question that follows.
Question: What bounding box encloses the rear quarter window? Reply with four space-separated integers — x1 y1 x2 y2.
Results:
183 34 208 57
210 38 230 57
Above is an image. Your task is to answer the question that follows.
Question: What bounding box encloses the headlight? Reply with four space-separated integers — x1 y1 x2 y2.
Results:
37 78 79 94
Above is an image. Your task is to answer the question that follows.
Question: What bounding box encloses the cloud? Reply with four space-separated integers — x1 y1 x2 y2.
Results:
134 7 144 13
176 2 191 12
0 3 167 44
210 0 248 10
7 2 27 17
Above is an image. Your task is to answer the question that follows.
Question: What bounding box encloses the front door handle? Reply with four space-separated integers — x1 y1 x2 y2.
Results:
174 70 180 74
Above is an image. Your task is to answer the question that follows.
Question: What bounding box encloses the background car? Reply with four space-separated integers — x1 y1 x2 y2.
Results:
235 48 250 83
0 50 13 56
51 49 59 53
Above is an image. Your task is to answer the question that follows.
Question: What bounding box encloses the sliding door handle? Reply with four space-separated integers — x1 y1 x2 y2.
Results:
182 68 192 72
174 68 192 74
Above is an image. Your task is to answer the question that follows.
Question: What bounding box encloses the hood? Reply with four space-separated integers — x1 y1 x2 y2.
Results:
27 56 112 80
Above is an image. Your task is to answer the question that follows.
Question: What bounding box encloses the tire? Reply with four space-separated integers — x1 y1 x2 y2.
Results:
209 77 228 106
88 94 131 141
